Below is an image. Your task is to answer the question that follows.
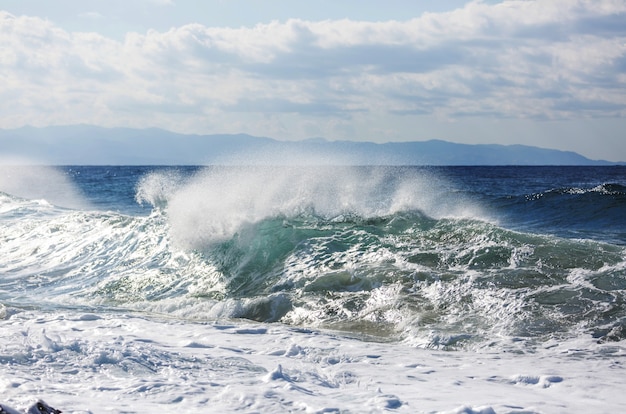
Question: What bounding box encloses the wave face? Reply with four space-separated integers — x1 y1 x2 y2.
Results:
1 165 625 351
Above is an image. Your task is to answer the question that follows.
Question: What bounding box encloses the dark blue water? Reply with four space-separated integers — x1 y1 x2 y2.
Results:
433 166 626 243
1 165 625 349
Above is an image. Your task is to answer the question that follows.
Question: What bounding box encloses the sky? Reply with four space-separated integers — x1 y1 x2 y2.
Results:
1 0 626 161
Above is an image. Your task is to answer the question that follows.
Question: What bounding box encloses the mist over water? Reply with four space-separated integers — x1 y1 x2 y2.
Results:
0 164 90 210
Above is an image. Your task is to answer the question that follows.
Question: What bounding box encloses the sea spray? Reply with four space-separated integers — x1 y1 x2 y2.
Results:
135 168 188 210
135 166 486 250
0 164 90 210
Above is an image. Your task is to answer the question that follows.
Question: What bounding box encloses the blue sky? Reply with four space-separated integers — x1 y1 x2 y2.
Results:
1 0 625 161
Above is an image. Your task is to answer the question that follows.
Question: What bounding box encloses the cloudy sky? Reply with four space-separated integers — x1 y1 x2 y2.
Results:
1 0 626 161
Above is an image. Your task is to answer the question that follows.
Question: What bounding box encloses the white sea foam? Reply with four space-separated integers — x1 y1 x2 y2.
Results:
0 309 624 413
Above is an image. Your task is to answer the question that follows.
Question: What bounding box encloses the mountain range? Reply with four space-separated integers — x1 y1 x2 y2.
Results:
0 125 620 165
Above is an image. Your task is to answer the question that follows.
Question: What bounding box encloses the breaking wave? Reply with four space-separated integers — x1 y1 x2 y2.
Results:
1 166 625 351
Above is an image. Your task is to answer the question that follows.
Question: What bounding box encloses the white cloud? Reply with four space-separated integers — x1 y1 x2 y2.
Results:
0 0 625 159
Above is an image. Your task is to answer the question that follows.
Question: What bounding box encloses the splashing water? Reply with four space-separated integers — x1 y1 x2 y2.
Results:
136 166 486 250
0 165 625 351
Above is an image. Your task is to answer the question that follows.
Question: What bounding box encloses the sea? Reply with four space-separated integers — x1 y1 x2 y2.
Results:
0 164 625 413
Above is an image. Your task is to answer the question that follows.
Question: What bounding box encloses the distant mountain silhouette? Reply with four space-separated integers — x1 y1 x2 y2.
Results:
0 125 620 165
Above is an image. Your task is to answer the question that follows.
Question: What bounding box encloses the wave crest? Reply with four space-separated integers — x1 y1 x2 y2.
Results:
136 166 486 250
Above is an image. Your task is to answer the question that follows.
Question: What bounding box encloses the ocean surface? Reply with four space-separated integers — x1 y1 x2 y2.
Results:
0 165 625 413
